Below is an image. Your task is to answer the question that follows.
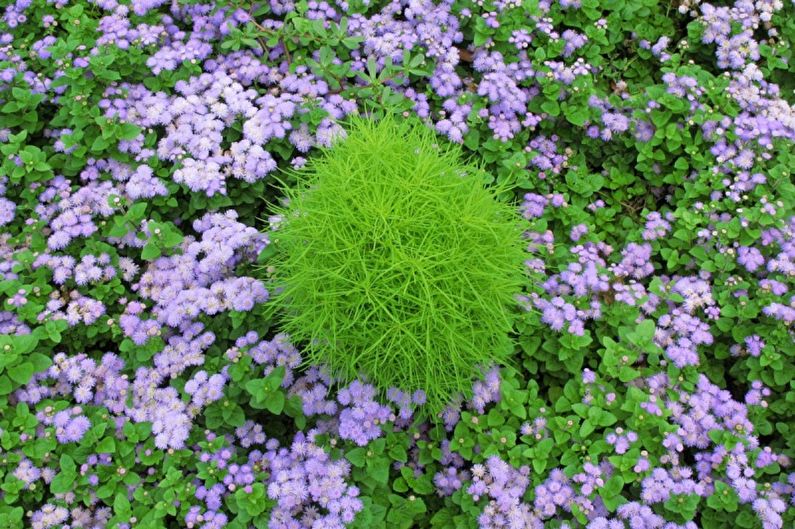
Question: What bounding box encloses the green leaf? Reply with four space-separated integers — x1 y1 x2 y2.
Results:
388 444 408 463
118 123 141 141
541 100 560 116
566 171 604 196
579 419 595 438
50 472 75 494
263 366 286 392
563 105 588 126
601 492 625 512
664 494 700 519
141 242 161 260
60 455 76 473
392 477 409 493
386 494 426 528
634 319 656 342
265 391 285 414
246 366 287 410
464 129 480 151
160 225 184 248
29 352 51 371
91 135 110 152
8 363 34 385
223 402 246 427
97 437 116 454
487 408 505 427
532 456 547 475
346 448 367 467
245 379 268 404
1 334 38 355
128 202 148 220
114 492 131 518
0 375 14 395
707 481 738 512
369 457 391 484
257 244 277 264
619 366 640 382
604 475 624 496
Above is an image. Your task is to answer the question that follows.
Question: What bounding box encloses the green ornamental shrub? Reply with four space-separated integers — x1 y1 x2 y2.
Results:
267 115 528 412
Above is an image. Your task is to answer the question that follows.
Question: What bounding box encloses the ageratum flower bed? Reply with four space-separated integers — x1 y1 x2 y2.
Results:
0 1 794 529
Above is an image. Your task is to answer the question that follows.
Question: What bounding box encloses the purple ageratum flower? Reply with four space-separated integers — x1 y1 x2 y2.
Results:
521 416 549 442
55 414 91 443
763 300 795 324
440 395 464 431
153 324 215 379
13 458 41 489
642 211 672 241
613 243 654 279
572 461 605 496
745 380 771 407
30 505 69 529
386 388 423 422
0 310 29 334
46 180 117 250
289 366 337 416
61 294 106 327
194 479 227 511
635 120 656 142
634 455 651 474
591 502 665 529
185 507 227 529
0 197 15 225
743 335 765 357
671 277 715 313
561 29 587 57
258 431 363 526
185 370 227 408
235 420 268 448
469 367 501 414
20 347 197 450
434 466 469 496
337 380 391 446
119 302 161 346
570 223 588 242
752 498 786 529
605 428 637 455
134 210 268 330
509 29 532 50
248 333 301 384
602 112 629 133
468 456 536 527
435 99 471 143
530 293 599 336
131 367 193 450
124 165 168 200
556 260 610 297
737 246 765 272
520 193 548 219
526 135 568 177
533 469 574 518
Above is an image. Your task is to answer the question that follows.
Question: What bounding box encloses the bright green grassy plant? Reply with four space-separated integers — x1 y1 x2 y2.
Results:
267 115 528 412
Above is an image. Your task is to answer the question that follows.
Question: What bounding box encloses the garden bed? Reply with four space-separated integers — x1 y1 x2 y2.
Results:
0 1 793 529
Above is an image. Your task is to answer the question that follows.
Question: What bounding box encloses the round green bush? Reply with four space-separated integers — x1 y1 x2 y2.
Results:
267 115 527 412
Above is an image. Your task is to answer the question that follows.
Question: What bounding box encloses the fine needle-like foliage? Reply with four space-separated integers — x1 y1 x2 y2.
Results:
267 115 528 413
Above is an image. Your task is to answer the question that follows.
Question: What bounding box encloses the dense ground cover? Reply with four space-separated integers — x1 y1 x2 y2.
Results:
0 0 794 528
